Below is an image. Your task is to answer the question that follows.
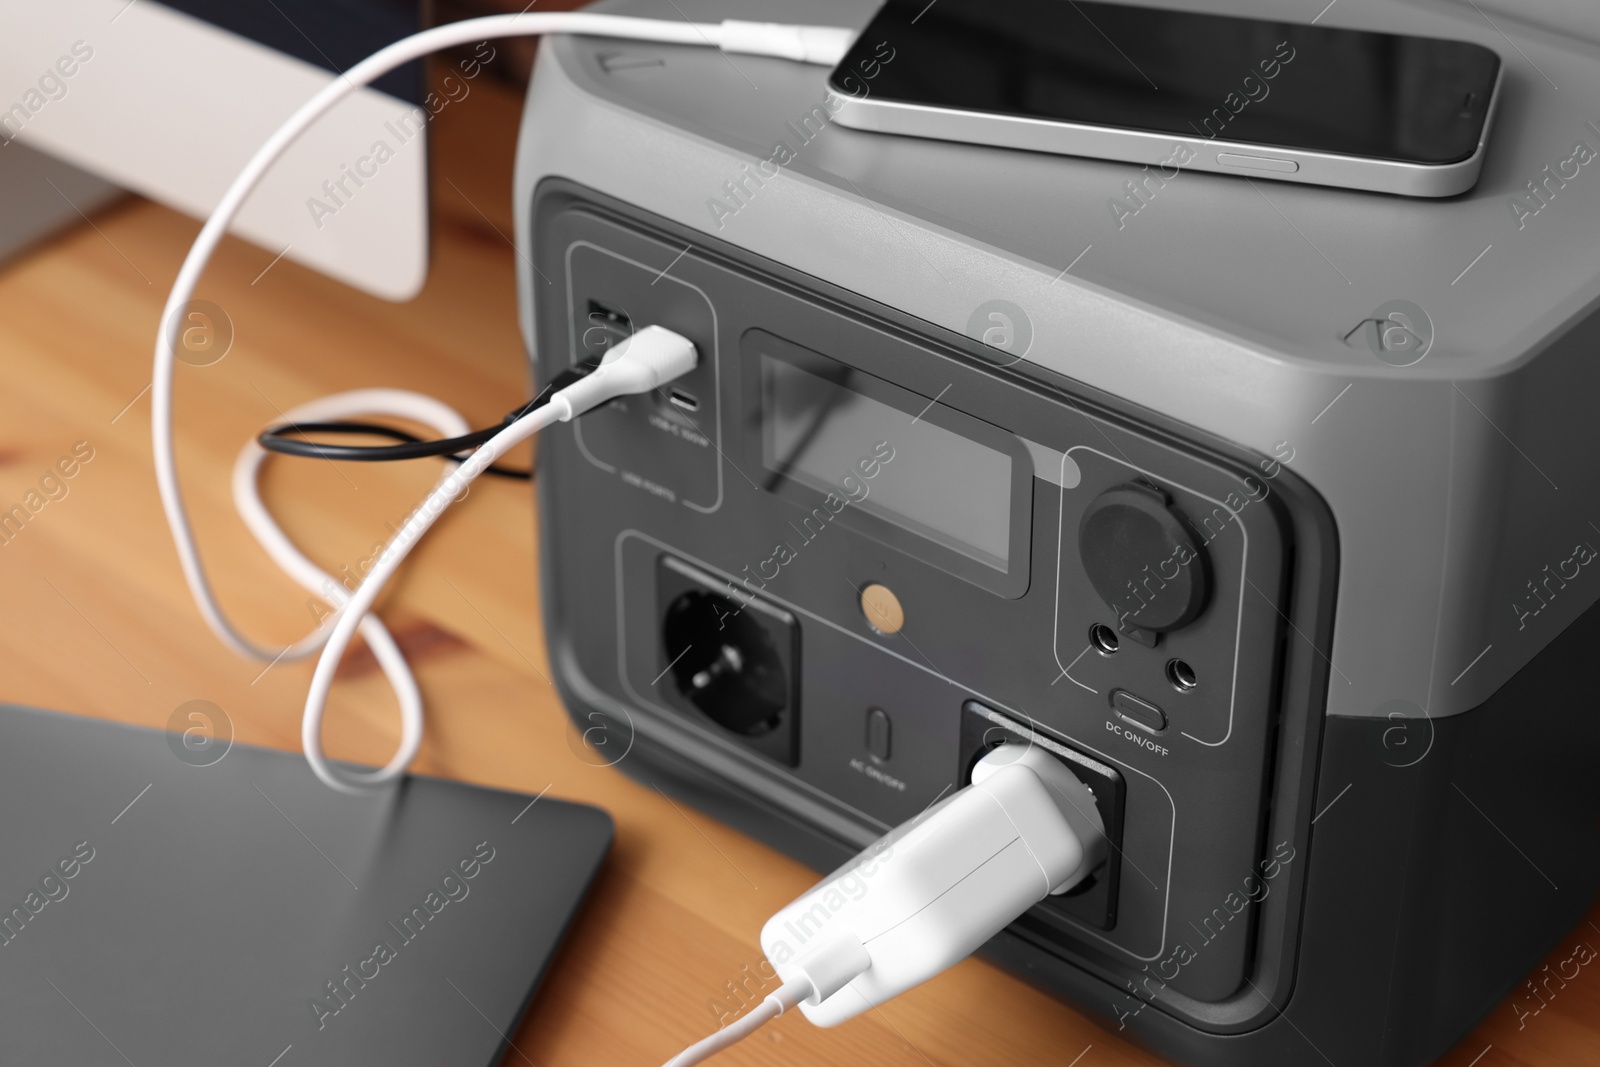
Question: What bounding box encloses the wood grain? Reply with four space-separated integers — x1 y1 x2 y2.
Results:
0 71 1593 1067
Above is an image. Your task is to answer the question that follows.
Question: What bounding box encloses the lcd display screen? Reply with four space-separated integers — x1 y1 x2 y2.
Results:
761 353 1013 571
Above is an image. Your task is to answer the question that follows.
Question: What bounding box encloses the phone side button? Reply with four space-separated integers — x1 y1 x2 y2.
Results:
1216 152 1300 174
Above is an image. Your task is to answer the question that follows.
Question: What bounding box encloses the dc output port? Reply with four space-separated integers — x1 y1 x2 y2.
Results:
1167 658 1198 692
1089 623 1120 655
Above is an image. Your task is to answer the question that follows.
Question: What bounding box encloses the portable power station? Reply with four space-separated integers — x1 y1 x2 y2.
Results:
512 1 1600 1063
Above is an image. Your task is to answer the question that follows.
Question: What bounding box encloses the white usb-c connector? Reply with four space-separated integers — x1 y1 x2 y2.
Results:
547 325 699 422
716 20 857 66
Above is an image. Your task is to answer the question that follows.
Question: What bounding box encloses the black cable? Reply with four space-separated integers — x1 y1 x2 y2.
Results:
263 421 535 479
256 360 601 481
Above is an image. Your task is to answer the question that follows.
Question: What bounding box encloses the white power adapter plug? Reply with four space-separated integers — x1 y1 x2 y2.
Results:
758 742 1107 1027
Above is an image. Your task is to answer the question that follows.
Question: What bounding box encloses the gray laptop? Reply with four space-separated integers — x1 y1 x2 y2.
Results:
0 704 611 1066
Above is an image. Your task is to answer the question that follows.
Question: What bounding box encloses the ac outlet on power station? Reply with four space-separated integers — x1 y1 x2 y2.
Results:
959 702 1127 930
657 555 802 766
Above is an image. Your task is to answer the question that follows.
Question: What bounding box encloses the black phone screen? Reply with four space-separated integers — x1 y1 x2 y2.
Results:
830 0 1501 165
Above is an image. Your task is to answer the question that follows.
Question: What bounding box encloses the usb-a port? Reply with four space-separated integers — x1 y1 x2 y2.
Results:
668 389 699 413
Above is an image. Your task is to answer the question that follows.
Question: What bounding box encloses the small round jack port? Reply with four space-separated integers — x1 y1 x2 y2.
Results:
1167 659 1198 692
1089 624 1120 655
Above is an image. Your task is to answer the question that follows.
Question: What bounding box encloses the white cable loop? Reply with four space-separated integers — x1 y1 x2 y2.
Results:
232 389 472 790
299 400 562 792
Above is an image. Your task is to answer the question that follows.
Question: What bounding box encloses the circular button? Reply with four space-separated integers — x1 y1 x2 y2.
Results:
1078 482 1210 632
860 583 905 635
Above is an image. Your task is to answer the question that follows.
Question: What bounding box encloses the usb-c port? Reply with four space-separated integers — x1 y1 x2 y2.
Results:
668 389 699 413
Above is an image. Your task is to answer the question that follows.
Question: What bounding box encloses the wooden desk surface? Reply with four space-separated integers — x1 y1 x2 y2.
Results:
0 75 1592 1067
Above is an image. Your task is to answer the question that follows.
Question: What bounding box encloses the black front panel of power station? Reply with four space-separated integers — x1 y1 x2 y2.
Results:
529 179 1337 1032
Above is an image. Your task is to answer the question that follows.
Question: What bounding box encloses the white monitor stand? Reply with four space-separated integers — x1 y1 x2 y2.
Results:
0 0 429 300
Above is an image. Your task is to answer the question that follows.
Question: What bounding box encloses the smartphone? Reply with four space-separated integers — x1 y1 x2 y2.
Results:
828 0 1503 197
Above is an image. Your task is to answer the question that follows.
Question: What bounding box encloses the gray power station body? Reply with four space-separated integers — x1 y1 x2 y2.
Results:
513 1 1600 1063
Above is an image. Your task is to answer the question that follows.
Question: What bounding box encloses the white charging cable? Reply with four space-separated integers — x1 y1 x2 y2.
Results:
660 742 1107 1063
232 389 471 785
300 326 695 790
152 14 853 791
662 974 816 1067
